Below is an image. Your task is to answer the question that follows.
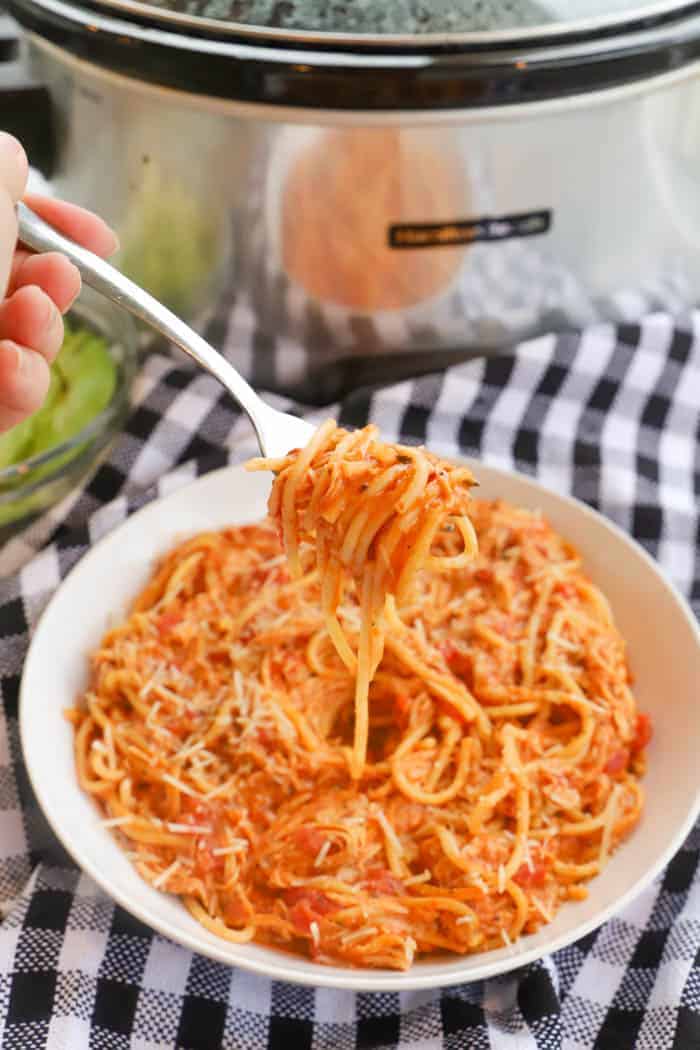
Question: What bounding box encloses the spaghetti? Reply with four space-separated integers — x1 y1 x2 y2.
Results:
247 420 478 776
70 473 650 970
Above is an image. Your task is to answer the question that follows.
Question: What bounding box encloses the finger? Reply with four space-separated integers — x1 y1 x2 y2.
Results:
24 194 119 258
0 340 51 430
7 251 81 312
0 133 28 205
0 285 64 363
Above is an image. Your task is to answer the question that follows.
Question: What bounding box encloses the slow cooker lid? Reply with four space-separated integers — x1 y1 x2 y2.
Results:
61 0 700 46
13 0 700 109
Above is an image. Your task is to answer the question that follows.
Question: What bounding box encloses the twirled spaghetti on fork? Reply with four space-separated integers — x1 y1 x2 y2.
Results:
248 419 478 776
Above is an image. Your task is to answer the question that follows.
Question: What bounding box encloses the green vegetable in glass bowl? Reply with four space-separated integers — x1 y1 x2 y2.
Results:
0 297 136 537
0 320 117 474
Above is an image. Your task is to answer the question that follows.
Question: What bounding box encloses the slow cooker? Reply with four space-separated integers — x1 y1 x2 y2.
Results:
6 0 700 401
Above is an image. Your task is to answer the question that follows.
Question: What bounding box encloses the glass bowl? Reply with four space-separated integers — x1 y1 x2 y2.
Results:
0 291 138 539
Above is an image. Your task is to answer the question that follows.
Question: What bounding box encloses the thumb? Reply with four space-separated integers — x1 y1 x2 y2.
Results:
0 134 28 300
0 133 28 205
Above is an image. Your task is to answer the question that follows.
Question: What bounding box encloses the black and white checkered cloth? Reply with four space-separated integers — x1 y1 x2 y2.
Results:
0 312 699 1049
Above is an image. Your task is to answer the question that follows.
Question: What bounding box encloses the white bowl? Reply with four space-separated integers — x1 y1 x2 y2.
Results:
19 461 700 991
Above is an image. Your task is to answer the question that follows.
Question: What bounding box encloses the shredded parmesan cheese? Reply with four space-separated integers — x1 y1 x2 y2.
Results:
100 815 134 829
145 701 161 727
374 807 404 862
314 840 332 868
212 840 249 856
340 926 378 945
152 859 181 890
599 784 623 865
166 822 212 835
161 773 204 799
403 871 432 886
532 896 554 923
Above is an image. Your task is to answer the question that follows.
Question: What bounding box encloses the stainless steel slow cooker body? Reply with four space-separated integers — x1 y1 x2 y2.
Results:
10 0 700 400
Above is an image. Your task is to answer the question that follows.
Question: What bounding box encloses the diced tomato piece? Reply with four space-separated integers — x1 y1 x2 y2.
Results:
257 727 274 749
183 802 210 821
250 568 267 588
289 901 316 934
514 861 547 889
156 610 182 634
395 694 411 722
440 640 457 662
604 748 629 776
209 651 230 666
294 827 326 856
284 886 328 909
196 847 224 876
284 888 338 933
223 896 250 926
556 582 577 599
169 711 197 736
440 642 472 681
364 868 405 896
631 713 653 753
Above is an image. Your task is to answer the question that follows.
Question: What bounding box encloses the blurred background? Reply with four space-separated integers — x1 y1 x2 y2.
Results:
2 0 700 526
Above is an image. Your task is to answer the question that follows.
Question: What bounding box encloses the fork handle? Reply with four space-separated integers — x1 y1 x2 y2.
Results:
16 201 271 453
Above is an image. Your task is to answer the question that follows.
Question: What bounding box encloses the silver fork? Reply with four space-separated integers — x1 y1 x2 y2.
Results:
16 201 315 459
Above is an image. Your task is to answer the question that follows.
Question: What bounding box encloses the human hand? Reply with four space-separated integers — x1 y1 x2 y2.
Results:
0 132 119 433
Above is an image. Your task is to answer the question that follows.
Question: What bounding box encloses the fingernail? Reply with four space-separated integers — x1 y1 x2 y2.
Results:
44 298 62 338
9 340 44 384
66 265 82 311
27 285 54 329
45 298 58 330
8 341 27 375
105 226 120 255
48 298 63 337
